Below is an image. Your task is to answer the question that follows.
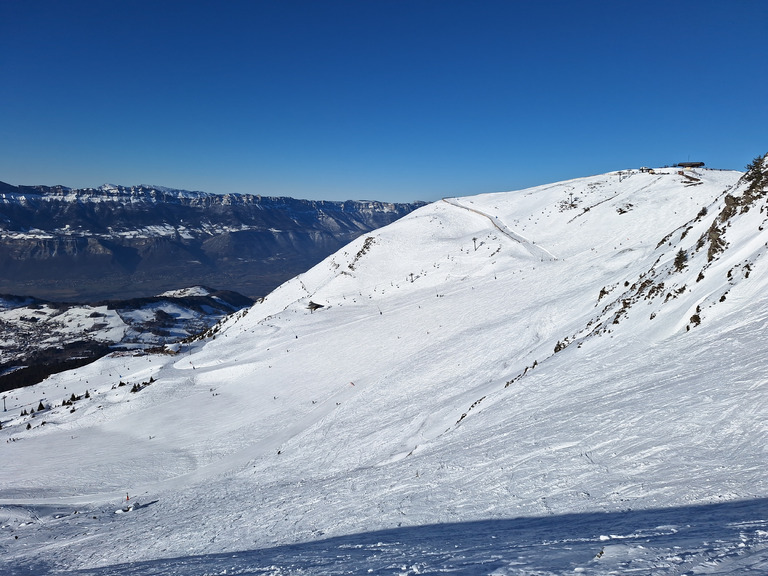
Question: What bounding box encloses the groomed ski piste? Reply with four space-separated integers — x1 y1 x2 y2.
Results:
1 163 767 574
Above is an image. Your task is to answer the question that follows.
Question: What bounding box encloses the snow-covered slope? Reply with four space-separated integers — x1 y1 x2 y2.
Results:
1 163 767 575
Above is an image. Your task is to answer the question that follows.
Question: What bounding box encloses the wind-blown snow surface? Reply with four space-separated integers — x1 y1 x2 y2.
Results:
2 167 767 574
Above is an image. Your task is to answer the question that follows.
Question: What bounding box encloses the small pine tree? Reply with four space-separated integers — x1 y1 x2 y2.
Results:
26 423 31 430
674 249 687 271
37 401 45 411
690 313 701 327
744 154 767 187
84 390 90 399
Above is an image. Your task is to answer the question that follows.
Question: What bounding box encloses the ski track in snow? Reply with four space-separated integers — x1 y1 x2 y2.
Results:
443 197 558 261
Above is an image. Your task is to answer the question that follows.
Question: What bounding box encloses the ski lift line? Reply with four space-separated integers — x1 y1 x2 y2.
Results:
566 173 669 224
566 191 622 224
442 198 557 261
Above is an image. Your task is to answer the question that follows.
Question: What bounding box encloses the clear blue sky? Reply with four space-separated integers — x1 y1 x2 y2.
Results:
1 1 766 202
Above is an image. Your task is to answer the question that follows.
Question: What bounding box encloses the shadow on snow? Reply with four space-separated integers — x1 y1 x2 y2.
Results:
12 498 768 575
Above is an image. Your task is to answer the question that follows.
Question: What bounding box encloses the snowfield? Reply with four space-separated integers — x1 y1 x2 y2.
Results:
1 165 767 574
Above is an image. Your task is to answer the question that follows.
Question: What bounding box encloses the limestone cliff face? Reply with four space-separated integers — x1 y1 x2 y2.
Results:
0 182 425 300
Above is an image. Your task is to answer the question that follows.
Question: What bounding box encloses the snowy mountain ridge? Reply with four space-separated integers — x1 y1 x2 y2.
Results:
0 182 413 210
1 160 767 574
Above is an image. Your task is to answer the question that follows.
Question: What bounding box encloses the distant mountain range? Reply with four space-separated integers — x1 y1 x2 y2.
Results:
0 182 424 301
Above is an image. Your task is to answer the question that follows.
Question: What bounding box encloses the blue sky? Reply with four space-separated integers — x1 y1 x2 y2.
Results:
1 1 766 202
